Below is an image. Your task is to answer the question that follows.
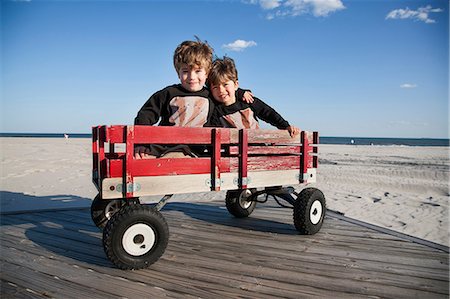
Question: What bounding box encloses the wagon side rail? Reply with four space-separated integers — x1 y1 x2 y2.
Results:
92 125 318 199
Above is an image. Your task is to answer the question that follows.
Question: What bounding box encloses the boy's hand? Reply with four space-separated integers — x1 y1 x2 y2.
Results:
287 126 300 138
242 91 254 103
134 145 153 159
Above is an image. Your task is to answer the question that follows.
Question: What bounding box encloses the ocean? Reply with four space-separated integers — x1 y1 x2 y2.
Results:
1 133 448 147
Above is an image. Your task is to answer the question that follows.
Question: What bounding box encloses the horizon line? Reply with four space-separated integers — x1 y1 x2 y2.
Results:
0 132 449 140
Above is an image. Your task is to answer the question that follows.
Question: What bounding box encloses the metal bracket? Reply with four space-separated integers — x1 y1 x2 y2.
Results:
205 178 224 187
115 183 141 193
233 177 251 186
297 169 316 183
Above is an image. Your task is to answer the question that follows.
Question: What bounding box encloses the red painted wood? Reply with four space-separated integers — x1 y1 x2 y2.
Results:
129 158 211 176
125 126 135 198
212 129 221 191
92 126 99 189
229 145 300 155
300 131 315 183
98 126 107 190
131 126 213 144
107 125 126 143
247 129 299 144
109 159 123 178
239 130 248 189
229 156 301 172
107 156 299 178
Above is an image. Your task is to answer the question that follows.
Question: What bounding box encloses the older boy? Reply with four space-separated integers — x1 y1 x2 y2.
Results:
209 57 299 137
134 40 251 158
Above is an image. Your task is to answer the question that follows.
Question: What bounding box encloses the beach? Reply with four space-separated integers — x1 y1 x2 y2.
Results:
0 137 448 246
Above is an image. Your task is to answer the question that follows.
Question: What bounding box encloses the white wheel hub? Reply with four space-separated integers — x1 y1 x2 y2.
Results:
310 200 323 225
239 189 253 209
122 223 156 256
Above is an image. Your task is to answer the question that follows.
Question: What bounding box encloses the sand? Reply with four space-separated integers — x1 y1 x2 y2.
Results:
0 137 448 246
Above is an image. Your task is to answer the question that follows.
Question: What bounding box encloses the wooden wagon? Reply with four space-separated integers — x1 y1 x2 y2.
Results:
91 125 325 270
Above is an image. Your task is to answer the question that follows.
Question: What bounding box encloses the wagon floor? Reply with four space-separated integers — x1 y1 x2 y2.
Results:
1 201 448 299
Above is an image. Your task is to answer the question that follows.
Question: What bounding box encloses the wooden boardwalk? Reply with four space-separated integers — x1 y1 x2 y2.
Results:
1 200 448 299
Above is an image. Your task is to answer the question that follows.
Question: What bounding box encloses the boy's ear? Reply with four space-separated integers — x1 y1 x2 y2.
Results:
235 80 239 90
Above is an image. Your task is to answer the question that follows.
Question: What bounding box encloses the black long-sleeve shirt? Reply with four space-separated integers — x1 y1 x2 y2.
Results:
135 84 249 127
135 84 213 127
211 96 290 130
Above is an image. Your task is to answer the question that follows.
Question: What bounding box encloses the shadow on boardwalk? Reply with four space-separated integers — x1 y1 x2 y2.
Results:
164 201 300 235
0 193 298 270
0 191 110 267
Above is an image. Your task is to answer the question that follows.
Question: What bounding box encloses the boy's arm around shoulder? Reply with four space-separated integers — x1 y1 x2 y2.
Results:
251 97 300 137
236 88 254 104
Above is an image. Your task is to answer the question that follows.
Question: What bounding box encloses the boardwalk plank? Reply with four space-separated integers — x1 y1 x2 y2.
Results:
1 247 175 298
1 202 448 299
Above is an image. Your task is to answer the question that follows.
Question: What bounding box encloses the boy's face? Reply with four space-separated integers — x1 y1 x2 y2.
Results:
210 79 239 106
177 64 208 92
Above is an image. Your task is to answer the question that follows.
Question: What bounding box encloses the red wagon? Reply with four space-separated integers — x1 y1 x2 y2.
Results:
91 125 325 270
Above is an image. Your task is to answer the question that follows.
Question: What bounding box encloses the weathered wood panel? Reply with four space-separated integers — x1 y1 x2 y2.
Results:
1 201 448 299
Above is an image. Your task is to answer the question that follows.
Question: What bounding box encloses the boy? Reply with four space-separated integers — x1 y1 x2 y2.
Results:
134 39 252 158
209 57 299 137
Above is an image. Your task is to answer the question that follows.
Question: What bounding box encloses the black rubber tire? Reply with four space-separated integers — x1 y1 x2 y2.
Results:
91 194 126 229
225 189 257 218
103 205 169 270
293 188 326 235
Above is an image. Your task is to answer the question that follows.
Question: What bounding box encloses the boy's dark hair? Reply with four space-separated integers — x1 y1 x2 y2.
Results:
173 38 213 73
208 57 238 86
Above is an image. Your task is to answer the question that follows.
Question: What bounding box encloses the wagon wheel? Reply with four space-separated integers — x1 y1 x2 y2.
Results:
225 188 257 218
103 205 169 270
293 188 326 235
91 194 125 229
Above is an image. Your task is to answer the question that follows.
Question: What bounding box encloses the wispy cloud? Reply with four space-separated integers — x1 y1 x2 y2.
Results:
400 83 418 89
246 0 345 19
386 5 443 24
222 40 257 52
259 0 282 10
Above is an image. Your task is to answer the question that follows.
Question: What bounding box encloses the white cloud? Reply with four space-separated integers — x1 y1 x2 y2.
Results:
386 5 443 24
400 83 418 89
286 0 345 17
247 0 345 19
222 40 257 52
260 0 282 10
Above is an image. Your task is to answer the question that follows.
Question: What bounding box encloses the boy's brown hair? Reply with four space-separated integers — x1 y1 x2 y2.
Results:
208 57 238 86
173 39 213 73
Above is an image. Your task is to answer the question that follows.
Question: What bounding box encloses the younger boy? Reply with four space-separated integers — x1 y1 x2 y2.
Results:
134 40 251 158
209 57 299 137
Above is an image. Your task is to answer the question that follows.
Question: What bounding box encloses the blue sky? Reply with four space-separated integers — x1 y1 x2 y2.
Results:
1 0 448 138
